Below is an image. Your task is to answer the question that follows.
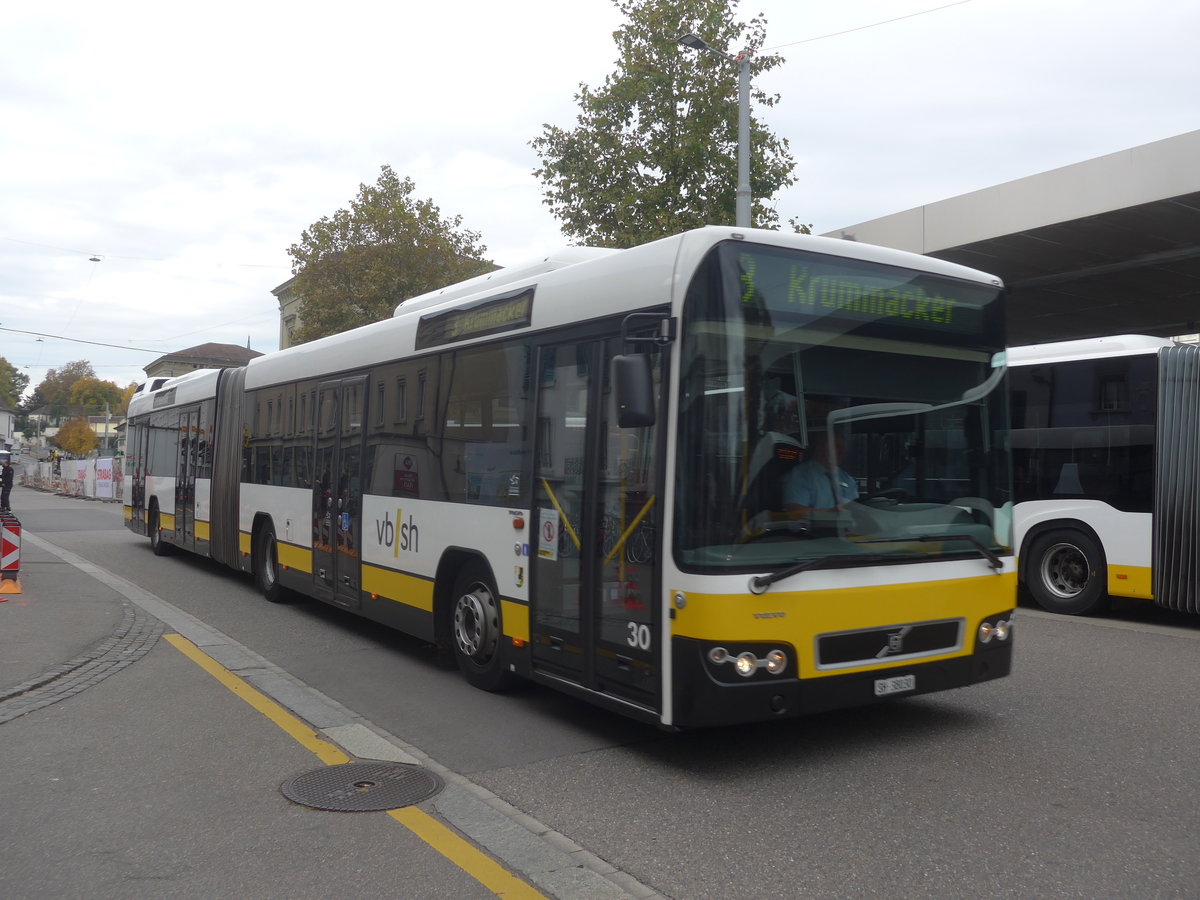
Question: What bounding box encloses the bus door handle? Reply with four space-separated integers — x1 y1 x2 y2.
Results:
615 654 633 672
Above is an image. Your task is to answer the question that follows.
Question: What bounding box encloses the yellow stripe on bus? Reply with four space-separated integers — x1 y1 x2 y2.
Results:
195 520 210 541
1108 565 1153 600
362 564 435 612
277 542 312 574
502 599 529 643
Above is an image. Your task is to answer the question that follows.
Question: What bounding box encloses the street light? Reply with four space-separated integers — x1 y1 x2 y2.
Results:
677 32 752 228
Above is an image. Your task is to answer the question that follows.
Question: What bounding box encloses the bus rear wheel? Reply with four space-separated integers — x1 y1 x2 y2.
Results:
149 506 172 557
254 522 289 603
1027 529 1109 616
451 564 517 692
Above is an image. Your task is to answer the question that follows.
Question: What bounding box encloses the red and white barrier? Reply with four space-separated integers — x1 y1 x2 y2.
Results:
0 513 21 596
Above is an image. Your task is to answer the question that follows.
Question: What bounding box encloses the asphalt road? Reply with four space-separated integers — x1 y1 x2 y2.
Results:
8 487 1200 899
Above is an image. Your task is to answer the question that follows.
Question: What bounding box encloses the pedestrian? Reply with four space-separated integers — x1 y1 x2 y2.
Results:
0 456 12 512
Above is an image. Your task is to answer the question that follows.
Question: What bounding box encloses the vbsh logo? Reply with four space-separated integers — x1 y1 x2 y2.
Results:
376 510 419 556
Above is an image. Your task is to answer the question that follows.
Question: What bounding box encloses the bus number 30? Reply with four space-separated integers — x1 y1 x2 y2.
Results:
626 622 652 651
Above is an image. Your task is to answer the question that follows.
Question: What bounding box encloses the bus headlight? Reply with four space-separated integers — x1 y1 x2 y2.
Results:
977 615 1013 647
765 649 788 674
701 643 795 681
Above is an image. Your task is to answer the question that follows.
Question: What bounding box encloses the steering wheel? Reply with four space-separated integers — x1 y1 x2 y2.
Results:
862 488 910 506
741 520 811 543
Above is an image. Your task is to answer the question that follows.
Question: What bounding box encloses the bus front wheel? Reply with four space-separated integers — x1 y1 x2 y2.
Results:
450 564 517 692
1027 530 1109 616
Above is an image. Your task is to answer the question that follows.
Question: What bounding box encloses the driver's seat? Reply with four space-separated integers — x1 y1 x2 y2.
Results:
742 432 803 530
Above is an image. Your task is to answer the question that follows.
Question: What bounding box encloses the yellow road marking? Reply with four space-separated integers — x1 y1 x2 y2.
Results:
389 807 550 900
164 633 350 765
163 633 548 900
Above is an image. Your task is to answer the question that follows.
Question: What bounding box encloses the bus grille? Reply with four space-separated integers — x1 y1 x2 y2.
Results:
816 619 963 670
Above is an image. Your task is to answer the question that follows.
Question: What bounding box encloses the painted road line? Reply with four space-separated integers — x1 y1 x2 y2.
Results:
163 633 549 900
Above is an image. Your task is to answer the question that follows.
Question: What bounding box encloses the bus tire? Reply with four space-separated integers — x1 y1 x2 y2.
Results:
149 505 172 557
450 563 517 692
1027 529 1109 616
254 522 289 603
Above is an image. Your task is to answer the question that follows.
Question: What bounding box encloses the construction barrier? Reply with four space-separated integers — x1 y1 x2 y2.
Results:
0 511 20 596
17 458 123 503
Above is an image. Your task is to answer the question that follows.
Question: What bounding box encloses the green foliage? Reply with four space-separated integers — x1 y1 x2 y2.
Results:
53 416 97 457
36 360 96 418
68 377 125 415
531 0 798 248
287 166 496 343
0 356 29 409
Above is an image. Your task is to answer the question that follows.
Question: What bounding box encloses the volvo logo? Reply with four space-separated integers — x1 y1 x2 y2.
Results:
876 625 913 658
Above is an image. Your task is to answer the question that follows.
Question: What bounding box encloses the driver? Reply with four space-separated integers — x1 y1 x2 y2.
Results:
783 431 858 519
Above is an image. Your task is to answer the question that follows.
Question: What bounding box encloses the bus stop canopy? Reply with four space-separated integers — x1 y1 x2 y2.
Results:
825 130 1200 347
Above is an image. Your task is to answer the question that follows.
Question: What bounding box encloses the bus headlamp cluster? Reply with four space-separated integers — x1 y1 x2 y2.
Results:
708 646 789 677
977 617 1014 645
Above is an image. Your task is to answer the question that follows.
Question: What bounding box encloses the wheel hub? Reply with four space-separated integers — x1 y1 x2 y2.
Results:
1043 543 1087 598
454 586 497 660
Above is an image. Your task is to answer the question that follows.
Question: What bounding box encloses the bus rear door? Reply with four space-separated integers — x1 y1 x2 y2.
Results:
312 377 366 609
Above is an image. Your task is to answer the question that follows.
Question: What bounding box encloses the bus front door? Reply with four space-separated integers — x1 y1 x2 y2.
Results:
312 377 366 609
530 338 662 714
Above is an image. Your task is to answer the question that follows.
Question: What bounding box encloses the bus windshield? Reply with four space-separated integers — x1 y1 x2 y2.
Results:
675 240 1012 573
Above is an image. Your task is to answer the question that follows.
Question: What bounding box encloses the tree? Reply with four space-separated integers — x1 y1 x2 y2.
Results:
68 377 126 415
36 360 96 419
287 166 496 343
0 356 29 409
530 0 798 248
53 416 97 457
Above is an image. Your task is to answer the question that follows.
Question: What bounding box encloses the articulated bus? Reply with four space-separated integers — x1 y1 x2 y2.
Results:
125 226 1014 728
1009 334 1200 616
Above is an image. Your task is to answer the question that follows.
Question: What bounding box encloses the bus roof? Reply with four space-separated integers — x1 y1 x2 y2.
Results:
244 226 1004 391
1007 334 1177 366
127 367 222 417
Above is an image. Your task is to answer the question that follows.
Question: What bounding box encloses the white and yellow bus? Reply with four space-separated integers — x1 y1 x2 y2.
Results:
125 226 1014 728
1009 334 1200 616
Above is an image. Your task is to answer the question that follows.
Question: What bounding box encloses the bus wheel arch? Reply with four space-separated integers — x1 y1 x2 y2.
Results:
436 552 518 692
1022 522 1109 616
252 514 289 603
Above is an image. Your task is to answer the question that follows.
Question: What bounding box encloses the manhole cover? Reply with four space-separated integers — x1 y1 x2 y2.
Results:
281 762 444 812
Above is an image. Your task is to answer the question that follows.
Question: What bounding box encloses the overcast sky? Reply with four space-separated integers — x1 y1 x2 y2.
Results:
2 0 1196 404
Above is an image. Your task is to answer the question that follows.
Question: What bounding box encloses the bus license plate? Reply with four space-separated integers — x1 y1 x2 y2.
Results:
874 674 916 697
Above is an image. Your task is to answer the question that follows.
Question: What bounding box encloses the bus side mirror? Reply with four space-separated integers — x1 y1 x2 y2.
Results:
613 354 656 428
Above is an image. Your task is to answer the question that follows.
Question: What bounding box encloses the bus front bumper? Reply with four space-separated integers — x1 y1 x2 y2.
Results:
670 635 1012 729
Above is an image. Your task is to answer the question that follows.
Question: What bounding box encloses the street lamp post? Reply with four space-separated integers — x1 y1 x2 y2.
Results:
677 32 752 228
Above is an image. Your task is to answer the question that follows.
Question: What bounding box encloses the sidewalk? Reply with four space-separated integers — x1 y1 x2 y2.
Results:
0 484 645 900
0 491 137 716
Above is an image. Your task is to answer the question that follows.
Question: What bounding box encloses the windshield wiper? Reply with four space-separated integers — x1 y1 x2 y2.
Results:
851 533 1003 571
748 553 898 594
